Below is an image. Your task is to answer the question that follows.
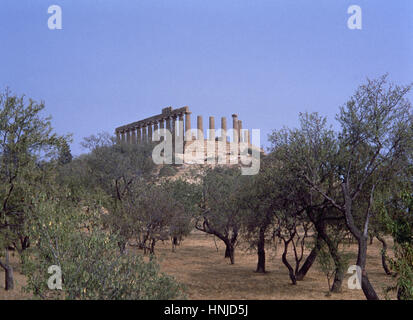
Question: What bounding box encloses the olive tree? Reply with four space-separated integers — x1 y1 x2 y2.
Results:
303 75 412 299
239 158 279 273
269 125 348 290
195 167 244 264
124 180 193 255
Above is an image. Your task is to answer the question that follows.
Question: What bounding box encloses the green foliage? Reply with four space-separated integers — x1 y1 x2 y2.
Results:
74 135 157 250
315 236 350 294
57 140 73 165
72 135 196 255
0 88 70 252
162 179 199 241
197 166 244 239
316 243 335 294
121 180 193 254
267 75 412 299
159 165 178 177
22 190 185 300
390 243 413 300
380 192 413 300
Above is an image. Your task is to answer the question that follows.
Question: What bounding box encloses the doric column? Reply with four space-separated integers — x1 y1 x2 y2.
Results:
116 131 120 144
238 120 242 142
244 130 250 145
171 115 178 161
166 116 171 134
172 115 177 138
148 122 153 142
209 116 215 140
137 126 141 144
197 115 203 140
121 131 126 143
232 114 239 143
171 115 177 157
131 127 137 144
221 117 227 142
185 111 192 141
153 121 159 140
142 125 147 143
179 113 184 139
126 128 130 143
159 118 165 142
176 114 184 160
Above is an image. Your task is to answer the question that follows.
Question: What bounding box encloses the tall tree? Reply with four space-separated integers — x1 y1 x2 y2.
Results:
269 121 348 290
0 88 69 290
303 76 412 299
239 157 278 273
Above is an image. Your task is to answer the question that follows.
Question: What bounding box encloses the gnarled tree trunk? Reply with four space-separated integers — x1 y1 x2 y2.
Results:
256 227 266 273
376 235 391 275
311 217 345 292
357 237 379 299
224 242 235 265
296 234 323 281
0 248 14 291
281 238 297 285
342 185 379 300
196 218 238 265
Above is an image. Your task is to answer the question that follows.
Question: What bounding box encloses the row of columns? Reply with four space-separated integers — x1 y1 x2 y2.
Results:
117 113 183 144
116 112 251 145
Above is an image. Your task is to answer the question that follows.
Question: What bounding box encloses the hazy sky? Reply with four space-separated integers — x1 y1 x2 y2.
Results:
0 0 412 155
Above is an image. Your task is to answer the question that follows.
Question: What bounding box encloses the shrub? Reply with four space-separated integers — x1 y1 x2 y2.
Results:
22 192 185 300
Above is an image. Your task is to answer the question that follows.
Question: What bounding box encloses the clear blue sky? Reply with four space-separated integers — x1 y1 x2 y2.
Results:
0 0 412 155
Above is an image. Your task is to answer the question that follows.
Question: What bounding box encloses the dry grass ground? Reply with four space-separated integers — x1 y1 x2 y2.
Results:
1 230 397 300
147 230 397 300
0 252 31 300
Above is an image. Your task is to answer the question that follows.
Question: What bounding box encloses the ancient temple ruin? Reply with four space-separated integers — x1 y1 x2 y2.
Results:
115 106 261 175
115 106 252 150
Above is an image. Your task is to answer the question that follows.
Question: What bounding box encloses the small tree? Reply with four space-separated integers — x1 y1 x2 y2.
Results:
128 181 191 255
165 179 199 251
316 243 335 296
195 167 244 264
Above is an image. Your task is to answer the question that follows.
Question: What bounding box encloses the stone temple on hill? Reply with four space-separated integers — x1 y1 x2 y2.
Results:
115 106 261 171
